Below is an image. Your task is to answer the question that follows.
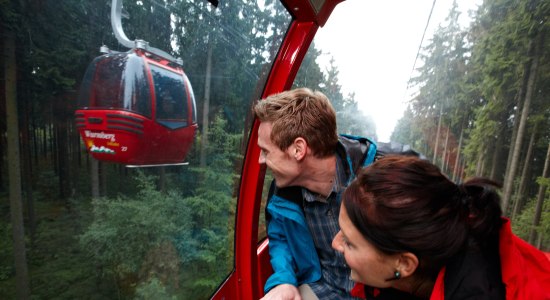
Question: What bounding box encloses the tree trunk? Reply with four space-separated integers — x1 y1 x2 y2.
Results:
502 36 540 214
91 158 100 199
442 127 450 173
461 159 467 182
56 118 70 199
512 123 537 219
51 121 57 170
41 125 47 158
199 40 213 168
529 142 550 245
100 161 107 197
21 85 36 241
475 145 486 176
0 130 3 193
5 29 31 300
432 106 443 165
452 125 464 182
31 111 39 165
503 66 528 188
0 110 4 192
480 148 487 176
52 90 72 200
489 127 504 181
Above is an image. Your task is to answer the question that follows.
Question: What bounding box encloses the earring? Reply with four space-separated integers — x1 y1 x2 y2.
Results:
384 270 402 281
394 271 401 279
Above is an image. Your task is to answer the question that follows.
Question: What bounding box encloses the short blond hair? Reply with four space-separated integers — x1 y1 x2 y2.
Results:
253 88 338 157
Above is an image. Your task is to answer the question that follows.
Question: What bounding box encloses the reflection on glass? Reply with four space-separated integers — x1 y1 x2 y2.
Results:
1 0 290 299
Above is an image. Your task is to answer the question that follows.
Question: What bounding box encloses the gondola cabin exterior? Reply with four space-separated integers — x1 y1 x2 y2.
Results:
75 48 197 166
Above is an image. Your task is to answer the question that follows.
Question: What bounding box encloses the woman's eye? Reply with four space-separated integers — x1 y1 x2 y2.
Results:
343 238 352 248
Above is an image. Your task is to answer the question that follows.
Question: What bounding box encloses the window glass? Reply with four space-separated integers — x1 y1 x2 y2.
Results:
121 54 152 116
151 64 188 122
77 53 152 117
0 0 290 299
258 170 273 241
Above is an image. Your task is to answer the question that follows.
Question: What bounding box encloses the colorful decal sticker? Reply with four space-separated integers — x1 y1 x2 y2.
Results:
89 144 116 154
107 141 120 147
83 130 128 154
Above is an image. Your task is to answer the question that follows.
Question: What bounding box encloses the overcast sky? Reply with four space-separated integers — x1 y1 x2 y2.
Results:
314 0 480 142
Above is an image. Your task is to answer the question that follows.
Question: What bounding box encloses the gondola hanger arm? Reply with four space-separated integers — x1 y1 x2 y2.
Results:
111 0 183 65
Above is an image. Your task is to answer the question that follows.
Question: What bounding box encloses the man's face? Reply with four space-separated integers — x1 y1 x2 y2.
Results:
257 122 300 187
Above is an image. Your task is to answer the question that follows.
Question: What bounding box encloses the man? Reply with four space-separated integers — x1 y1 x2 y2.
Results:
254 88 377 300
157 90 176 119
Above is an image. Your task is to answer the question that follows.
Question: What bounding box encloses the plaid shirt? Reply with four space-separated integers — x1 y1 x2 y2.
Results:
302 156 362 300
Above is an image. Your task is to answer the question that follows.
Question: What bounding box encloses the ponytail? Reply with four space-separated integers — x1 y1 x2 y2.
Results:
458 178 503 245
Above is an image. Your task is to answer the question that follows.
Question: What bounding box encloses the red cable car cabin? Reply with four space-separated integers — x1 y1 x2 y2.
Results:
75 48 197 166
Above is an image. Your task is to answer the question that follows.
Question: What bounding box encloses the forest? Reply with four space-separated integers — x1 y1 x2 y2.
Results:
391 0 550 250
1 0 549 299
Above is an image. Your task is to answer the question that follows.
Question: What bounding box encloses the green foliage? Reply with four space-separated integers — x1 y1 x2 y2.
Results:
0 0 20 30
135 277 177 300
80 171 190 278
512 198 550 249
0 197 108 300
174 114 237 298
0 221 13 282
392 0 549 196
34 170 60 202
294 42 325 90
463 103 500 176
78 114 238 298
391 106 423 148
512 177 550 249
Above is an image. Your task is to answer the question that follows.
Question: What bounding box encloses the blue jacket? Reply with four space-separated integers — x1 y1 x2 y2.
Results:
264 135 377 293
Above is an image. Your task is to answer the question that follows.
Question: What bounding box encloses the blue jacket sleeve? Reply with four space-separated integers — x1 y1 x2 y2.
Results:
264 195 321 293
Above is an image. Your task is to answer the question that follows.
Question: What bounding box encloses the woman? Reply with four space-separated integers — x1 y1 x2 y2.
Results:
332 155 550 300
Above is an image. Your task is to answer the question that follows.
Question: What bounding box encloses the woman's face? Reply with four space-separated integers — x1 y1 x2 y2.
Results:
332 204 398 288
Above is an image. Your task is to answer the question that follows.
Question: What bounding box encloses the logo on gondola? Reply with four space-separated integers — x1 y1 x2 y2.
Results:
84 130 116 142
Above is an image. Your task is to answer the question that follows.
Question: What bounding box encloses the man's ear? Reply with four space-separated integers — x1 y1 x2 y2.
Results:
397 252 419 278
293 137 307 161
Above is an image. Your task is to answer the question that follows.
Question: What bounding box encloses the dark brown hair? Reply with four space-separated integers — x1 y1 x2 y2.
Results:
342 155 503 276
253 88 338 158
